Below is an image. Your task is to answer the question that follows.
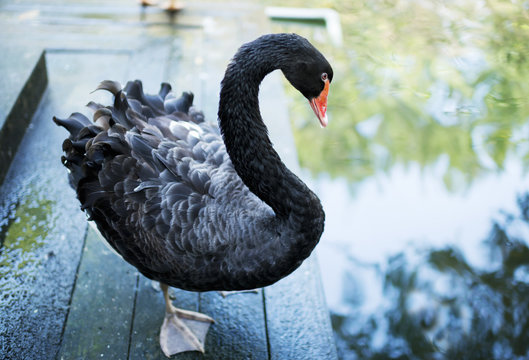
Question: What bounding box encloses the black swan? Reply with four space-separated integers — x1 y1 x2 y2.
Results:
53 33 332 356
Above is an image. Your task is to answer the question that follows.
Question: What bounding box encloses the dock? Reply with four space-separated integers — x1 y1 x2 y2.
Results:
0 1 337 359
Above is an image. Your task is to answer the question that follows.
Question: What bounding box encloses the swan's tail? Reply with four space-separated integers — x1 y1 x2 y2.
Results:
53 80 200 205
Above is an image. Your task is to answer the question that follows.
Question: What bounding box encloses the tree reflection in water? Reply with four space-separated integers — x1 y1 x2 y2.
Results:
259 0 529 358
332 194 529 359
263 0 529 190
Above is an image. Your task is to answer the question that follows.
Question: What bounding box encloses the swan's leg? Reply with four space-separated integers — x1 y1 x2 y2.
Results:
218 289 259 298
159 283 214 356
139 0 157 6
160 0 184 12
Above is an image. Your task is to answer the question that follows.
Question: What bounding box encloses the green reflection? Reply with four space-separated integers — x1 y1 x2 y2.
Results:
261 0 529 189
257 1 529 357
331 193 529 359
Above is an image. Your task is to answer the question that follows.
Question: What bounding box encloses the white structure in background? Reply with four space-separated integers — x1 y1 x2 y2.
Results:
265 7 343 47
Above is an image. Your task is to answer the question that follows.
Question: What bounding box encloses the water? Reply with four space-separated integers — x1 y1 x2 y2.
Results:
266 0 529 358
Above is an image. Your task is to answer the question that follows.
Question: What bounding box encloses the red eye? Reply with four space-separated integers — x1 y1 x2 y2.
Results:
321 73 328 81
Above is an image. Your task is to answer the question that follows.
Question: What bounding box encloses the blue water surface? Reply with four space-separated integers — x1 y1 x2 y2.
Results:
269 1 529 358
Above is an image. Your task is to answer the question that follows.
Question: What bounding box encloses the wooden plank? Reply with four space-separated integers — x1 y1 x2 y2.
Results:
0 49 132 359
57 25 193 357
0 50 48 184
165 5 271 359
126 39 175 94
261 70 338 360
58 228 138 360
129 6 272 358
159 4 336 359
126 30 206 360
265 257 338 360
128 280 200 360
130 288 269 360
0 46 44 128
200 291 268 360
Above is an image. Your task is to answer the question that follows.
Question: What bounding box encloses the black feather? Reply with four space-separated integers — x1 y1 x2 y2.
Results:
53 33 327 292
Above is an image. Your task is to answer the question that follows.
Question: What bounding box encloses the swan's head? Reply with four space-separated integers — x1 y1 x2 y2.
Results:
223 33 333 128
279 35 333 128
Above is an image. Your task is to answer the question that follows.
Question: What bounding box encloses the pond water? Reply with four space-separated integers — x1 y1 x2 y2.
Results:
267 1 529 359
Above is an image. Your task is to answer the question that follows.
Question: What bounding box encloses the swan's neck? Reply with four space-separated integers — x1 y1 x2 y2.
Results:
218 40 324 231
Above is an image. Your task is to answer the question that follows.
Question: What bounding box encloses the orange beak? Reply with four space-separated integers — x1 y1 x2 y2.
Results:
309 79 330 128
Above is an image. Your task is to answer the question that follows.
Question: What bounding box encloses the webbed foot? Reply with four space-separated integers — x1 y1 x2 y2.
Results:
159 283 214 356
218 289 259 298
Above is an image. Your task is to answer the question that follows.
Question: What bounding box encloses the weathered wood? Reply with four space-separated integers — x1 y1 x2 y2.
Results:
0 49 136 359
58 228 138 360
126 32 206 360
0 56 92 359
129 279 269 360
265 257 338 360
261 69 338 360
0 1 338 358
128 280 200 360
127 14 272 358
200 291 268 360
0 50 48 184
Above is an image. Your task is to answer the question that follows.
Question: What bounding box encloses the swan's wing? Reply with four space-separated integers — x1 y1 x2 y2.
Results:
54 80 266 281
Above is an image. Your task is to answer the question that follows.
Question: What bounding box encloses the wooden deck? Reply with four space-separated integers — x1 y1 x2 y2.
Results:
0 1 337 359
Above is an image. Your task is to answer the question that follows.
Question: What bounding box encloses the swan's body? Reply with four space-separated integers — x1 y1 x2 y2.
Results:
54 33 332 355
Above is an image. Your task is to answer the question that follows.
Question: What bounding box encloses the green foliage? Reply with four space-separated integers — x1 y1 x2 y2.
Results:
261 0 529 189
258 2 529 357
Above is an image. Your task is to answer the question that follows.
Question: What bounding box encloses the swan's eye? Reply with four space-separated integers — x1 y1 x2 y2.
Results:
321 73 328 82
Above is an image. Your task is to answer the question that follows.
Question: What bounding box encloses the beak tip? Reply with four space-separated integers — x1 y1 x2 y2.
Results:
309 79 330 129
319 114 328 128
309 98 329 129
